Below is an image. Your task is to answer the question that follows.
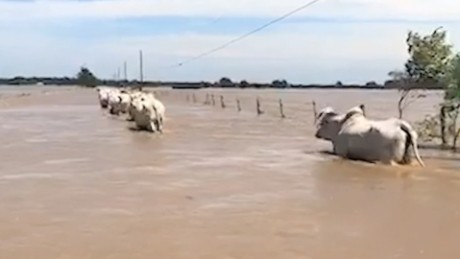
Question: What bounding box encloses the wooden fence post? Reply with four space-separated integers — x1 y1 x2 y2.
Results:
440 105 448 146
236 98 241 112
220 95 226 109
204 93 210 105
211 94 216 106
312 101 318 124
256 97 263 116
192 93 197 103
279 98 286 118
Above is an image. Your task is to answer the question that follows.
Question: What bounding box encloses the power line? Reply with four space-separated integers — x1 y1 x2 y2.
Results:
165 0 324 69
208 15 224 26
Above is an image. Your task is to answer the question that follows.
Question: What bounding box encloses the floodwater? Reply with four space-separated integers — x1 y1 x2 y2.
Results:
0 86 459 259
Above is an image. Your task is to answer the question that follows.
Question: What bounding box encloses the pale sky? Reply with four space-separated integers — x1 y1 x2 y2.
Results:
1 0 460 84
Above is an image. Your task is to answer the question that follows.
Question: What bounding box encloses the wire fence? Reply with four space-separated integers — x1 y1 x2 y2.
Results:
154 90 320 124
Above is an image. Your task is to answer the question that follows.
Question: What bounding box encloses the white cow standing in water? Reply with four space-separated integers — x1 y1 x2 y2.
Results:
127 91 154 121
96 87 114 109
107 90 132 116
315 105 425 167
130 93 165 133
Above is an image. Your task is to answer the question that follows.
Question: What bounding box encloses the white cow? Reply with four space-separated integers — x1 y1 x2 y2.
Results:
107 89 121 115
315 105 425 167
127 92 142 121
117 91 132 114
130 93 166 133
127 91 155 121
107 89 132 116
150 97 166 132
96 87 114 109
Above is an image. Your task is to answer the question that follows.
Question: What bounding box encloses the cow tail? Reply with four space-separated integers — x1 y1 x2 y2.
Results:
399 122 425 167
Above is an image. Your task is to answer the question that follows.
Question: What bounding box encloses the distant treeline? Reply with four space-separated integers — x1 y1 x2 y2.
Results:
0 76 444 90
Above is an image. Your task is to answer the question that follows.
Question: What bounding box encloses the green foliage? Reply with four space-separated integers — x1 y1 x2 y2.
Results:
219 77 233 87
219 77 233 85
272 79 289 88
397 27 460 149
416 114 442 142
445 54 460 100
388 69 428 118
77 67 99 88
239 80 249 88
365 81 378 87
405 27 453 85
386 69 409 90
388 69 408 84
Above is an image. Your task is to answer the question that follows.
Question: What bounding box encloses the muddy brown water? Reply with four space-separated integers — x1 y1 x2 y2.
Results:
0 86 459 259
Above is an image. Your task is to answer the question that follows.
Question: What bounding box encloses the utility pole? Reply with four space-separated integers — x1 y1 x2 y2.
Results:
139 50 144 82
139 50 144 90
123 61 127 81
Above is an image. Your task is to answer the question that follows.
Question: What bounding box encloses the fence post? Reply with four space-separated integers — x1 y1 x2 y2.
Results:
452 104 460 151
220 95 226 109
211 94 216 106
204 93 210 105
312 101 318 124
257 97 263 116
192 93 197 103
236 98 241 112
279 98 286 118
440 105 447 146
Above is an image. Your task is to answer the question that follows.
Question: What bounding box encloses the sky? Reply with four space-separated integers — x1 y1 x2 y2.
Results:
1 0 460 84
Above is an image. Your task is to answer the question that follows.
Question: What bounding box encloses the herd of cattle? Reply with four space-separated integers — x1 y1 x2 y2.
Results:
96 86 165 133
94 86 425 167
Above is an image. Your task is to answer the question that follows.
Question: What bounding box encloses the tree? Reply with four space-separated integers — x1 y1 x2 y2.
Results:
406 27 460 150
239 80 249 88
405 27 452 85
445 54 460 100
272 79 289 88
445 54 460 149
388 69 425 119
77 67 99 88
365 81 378 87
219 77 234 87
200 81 212 88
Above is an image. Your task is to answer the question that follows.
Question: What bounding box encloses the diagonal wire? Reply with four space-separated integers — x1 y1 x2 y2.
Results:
158 0 325 69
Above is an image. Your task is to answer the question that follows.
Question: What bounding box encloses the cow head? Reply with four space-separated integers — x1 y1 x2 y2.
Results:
314 107 342 141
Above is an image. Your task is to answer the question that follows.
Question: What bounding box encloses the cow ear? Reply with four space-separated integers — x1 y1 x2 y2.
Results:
316 110 331 121
343 110 361 122
318 111 337 119
359 104 366 116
